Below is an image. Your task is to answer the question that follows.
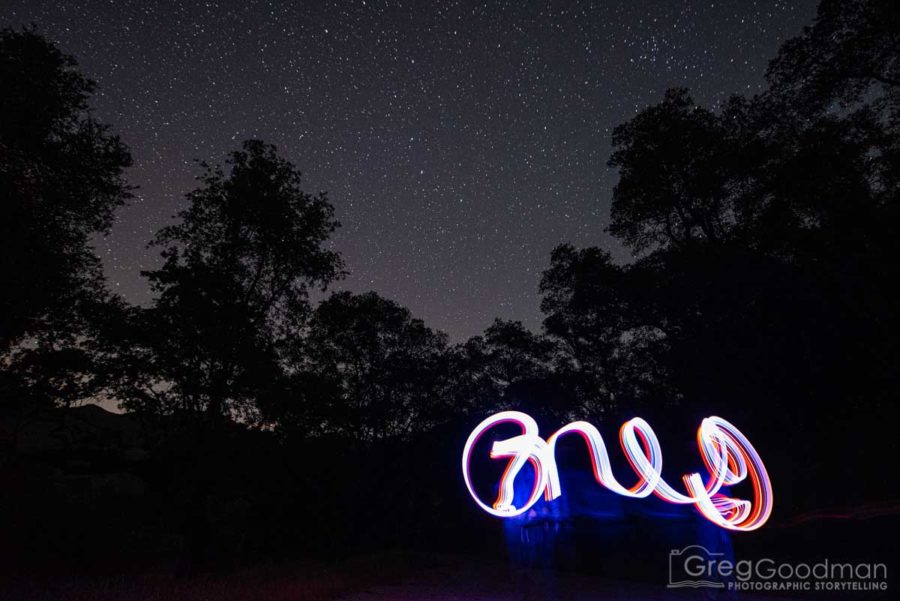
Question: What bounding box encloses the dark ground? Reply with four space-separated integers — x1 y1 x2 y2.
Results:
1 551 810 601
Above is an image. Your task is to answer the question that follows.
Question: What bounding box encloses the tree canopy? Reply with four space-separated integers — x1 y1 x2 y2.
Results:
109 140 343 422
0 27 131 351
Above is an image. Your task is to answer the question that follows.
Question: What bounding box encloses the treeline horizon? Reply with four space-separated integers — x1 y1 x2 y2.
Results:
2 0 899 579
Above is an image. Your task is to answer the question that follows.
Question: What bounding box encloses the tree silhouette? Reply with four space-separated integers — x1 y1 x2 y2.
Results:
0 27 131 351
110 140 343 423
93 140 345 576
540 0 900 508
2 1 899 577
607 88 741 253
0 28 131 440
540 244 672 417
451 319 580 424
281 290 449 443
766 0 900 116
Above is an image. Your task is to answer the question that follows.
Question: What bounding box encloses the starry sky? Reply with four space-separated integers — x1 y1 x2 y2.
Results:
3 0 817 340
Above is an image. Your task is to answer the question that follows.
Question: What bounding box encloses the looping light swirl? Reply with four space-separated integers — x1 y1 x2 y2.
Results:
461 411 773 531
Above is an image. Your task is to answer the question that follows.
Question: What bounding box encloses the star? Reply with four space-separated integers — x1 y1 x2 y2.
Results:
3 0 818 340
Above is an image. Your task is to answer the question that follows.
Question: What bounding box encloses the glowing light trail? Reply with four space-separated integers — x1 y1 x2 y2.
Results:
461 411 773 531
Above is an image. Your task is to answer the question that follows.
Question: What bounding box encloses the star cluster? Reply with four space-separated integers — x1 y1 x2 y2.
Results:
3 0 816 339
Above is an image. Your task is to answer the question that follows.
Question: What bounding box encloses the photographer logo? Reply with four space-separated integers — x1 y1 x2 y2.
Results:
668 545 888 593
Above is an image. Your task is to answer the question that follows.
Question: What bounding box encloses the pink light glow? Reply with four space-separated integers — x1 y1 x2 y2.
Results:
461 411 773 531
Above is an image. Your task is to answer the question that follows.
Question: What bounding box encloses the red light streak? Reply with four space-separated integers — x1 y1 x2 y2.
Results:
462 411 773 531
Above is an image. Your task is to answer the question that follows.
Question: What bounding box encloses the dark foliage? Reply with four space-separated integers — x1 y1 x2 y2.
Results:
545 0 900 515
0 27 131 446
0 27 131 350
106 140 344 423
271 290 451 442
2 1 899 584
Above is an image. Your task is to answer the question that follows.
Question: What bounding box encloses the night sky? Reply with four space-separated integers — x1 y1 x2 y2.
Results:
3 1 816 340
